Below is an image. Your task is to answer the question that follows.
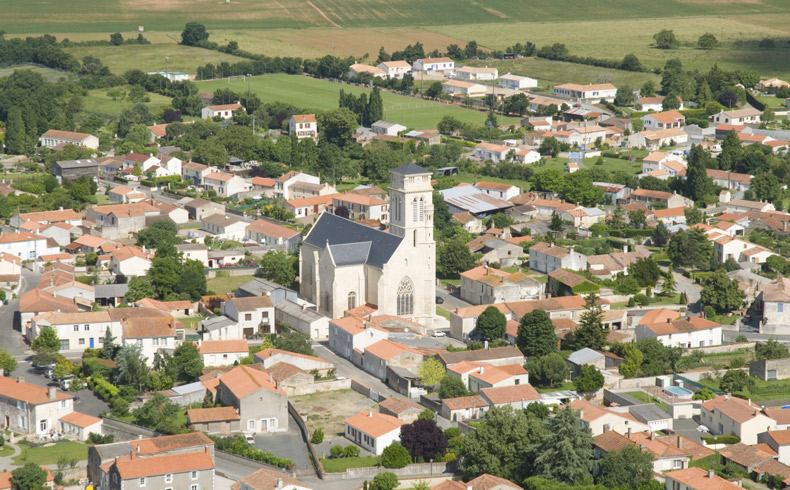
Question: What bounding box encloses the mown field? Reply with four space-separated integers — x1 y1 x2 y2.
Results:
197 74 520 129
4 0 790 34
81 88 174 118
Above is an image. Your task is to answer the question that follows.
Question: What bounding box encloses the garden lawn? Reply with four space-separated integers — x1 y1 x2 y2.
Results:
320 456 379 473
695 377 790 403
436 306 451 320
207 274 257 295
13 441 88 465
534 381 575 393
196 74 519 129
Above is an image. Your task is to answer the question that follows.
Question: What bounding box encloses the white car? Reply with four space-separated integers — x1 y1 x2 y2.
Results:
696 425 709 433
245 435 255 445
432 331 446 337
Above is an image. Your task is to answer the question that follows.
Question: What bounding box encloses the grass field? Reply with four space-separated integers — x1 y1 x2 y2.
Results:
13 441 88 465
197 74 519 129
206 273 257 295
0 65 76 82
320 456 379 473
80 88 174 118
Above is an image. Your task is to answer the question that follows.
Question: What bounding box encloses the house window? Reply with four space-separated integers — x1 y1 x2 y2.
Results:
673 460 682 469
39 420 47 432
73 325 79 332
84 324 89 331
779 303 784 313
348 292 357 311
191 485 199 490
139 477 146 487
60 340 69 350
61 400 66 408
79 339 85 345
245 313 252 321
248 420 255 430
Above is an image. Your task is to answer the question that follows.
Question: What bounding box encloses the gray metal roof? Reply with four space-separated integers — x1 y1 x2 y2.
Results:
276 300 324 322
304 213 402 270
567 348 604 365
629 403 671 423
238 278 286 295
329 241 372 266
202 315 236 331
56 159 98 169
171 381 205 395
440 185 514 215
95 442 134 460
94 283 129 298
391 162 430 175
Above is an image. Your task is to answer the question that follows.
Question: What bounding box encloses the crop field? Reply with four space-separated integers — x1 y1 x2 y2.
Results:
197 74 520 129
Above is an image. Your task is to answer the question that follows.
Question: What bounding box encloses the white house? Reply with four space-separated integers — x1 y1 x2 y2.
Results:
758 276 790 335
700 395 776 445
412 57 454 75
514 149 541 164
642 111 685 130
664 468 742 490
474 142 512 162
637 96 684 112
635 317 722 348
39 130 99 150
553 83 617 102
377 61 411 79
348 63 386 79
222 296 275 337
203 172 249 198
199 339 249 367
202 213 249 241
570 399 650 436
0 232 59 261
289 115 318 142
443 80 486 98
344 411 405 455
328 316 388 361
455 66 498 81
59 412 103 441
499 74 537 90
108 246 153 277
371 121 407 137
121 316 177 367
711 107 762 126
202 103 242 120
0 376 74 436
475 181 520 201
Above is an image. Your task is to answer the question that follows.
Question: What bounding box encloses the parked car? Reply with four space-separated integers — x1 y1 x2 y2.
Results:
432 330 447 337
245 435 255 445
435 296 444 304
696 425 709 433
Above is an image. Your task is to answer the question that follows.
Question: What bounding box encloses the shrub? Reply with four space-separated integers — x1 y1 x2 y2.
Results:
344 445 360 457
88 375 120 401
633 294 650 306
701 434 740 444
444 452 457 462
310 428 324 444
380 442 410 468
88 433 115 444
330 445 344 458
209 435 292 468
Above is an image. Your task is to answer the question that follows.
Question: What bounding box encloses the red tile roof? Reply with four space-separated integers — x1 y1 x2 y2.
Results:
114 451 214 479
345 411 405 438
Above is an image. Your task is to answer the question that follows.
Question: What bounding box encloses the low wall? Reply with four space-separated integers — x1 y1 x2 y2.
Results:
285 378 352 396
686 342 755 355
350 379 383 402
215 450 294 479
419 395 442 414
616 375 659 390
205 267 258 279
603 390 642 407
101 417 158 441
322 461 458 481
288 401 323 479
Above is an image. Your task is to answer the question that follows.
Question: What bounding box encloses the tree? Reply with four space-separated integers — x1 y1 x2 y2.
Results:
755 339 789 361
614 86 635 106
567 294 607 351
698 33 718 50
181 22 209 46
11 463 48 490
124 276 156 303
274 331 314 356
719 369 755 393
640 80 656 97
400 418 448 461
528 353 570 388
517 310 558 358
425 82 443 98
417 358 445 387
137 220 178 250
751 173 781 204
115 344 150 392
438 374 469 399
667 228 713 270
380 442 411 468
652 221 670 247
461 406 544 482
533 406 593 485
0 348 17 375
630 257 660 288
700 271 745 314
259 251 296 287
628 209 646 229
621 54 643 71
574 365 604 393
172 341 203 382
179 259 207 301
684 207 704 226
100 327 116 360
133 393 183 434
549 213 563 232
617 343 644 378
538 137 561 157
464 40 479 59
5 108 30 155
693 388 716 401
653 29 679 49
371 472 399 490
366 88 384 125
437 236 476 278
31 327 60 365
476 306 506 341
685 145 714 202
317 108 358 147
596 445 655 489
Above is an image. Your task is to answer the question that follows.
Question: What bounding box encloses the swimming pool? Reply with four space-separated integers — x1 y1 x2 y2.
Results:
664 386 694 397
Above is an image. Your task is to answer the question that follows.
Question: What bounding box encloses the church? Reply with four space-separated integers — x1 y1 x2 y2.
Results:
299 163 436 327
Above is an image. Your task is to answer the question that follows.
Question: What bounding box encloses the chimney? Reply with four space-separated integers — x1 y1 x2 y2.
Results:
623 245 629 253
479 366 484 374
48 387 56 400
276 478 283 490
649 431 654 440
707 469 714 479
677 437 682 449
137 444 140 451
603 425 609 433
627 428 631 439
368 411 373 417
0 368 3 377
130 451 136 460
269 373 273 383
17 375 24 384
301 303 306 311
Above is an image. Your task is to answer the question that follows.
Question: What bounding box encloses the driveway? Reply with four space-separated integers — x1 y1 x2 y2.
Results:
253 412 313 471
672 270 701 313
435 286 470 312
16 361 109 417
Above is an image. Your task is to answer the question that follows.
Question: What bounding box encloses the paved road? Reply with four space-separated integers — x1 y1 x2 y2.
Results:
671 270 702 313
435 285 470 312
2 267 41 357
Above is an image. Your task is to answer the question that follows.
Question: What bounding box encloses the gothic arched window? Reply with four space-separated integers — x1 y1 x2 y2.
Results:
348 291 357 311
419 198 424 221
412 199 418 222
397 277 414 316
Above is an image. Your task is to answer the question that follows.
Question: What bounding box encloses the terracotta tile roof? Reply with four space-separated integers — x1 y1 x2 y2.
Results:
644 110 685 124
660 435 715 461
135 297 193 312
345 411 405 438
379 396 421 415
0 468 53 489
208 103 242 112
228 295 273 312
199 340 249 354
364 339 423 361
548 268 590 287
17 209 81 223
476 181 517 192
530 241 570 258
59 411 101 428
766 430 790 446
286 193 339 208
219 365 285 398
291 114 316 124
251 177 275 188
329 315 387 335
470 363 527 385
230 468 313 490
0 232 46 244
630 431 690 458
448 360 486 375
638 308 681 325
122 317 176 338
266 362 307 382
665 467 742 490
89 202 158 218
480 384 541 405
246 219 299 239
701 395 764 423
131 432 213 455
187 406 239 423
41 129 92 141
115 451 214 479
654 206 686 218
0 376 72 405
594 430 636 453
465 474 522 490
642 317 721 336
753 459 790 483
452 211 477 225
630 188 674 200
334 192 387 207
431 480 466 490
74 234 108 248
555 83 616 92
719 442 773 468
442 395 488 411
253 348 331 366
19 288 78 313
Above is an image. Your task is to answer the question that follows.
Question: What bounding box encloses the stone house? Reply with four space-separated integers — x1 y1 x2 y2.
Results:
361 339 423 380
222 296 274 337
187 406 240 434
216 365 288 433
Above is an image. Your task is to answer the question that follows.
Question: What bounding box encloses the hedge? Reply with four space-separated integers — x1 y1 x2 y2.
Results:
210 435 292 468
88 375 120 401
701 434 740 445
82 358 114 378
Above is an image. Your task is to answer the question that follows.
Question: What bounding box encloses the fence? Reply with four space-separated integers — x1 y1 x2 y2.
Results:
673 374 722 395
322 461 459 481
350 379 382 402
101 417 159 441
288 401 323 479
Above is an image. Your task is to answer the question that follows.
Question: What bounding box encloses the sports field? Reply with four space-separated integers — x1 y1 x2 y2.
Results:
197 74 519 129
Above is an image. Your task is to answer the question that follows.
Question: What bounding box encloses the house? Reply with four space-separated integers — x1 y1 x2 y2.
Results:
377 60 411 79
440 184 514 216
529 242 587 273
135 298 195 318
203 172 249 198
0 232 59 261
569 399 650 436
514 148 541 164
642 110 685 130
19 222 70 249
332 193 389 223
19 288 79 332
706 169 752 192
121 314 178 366
553 83 617 102
472 237 524 268
182 162 212 186
628 128 689 150
635 316 722 348
202 315 241 341
348 63 386 79
200 340 249 367
254 348 333 376
329 316 388 362
52 159 99 183
235 277 298 305
245 219 301 251
455 474 523 490
413 57 454 75
39 129 99 150
641 152 686 177
461 265 542 304
757 276 790 335
476 181 520 201
0 375 74 436
435 346 525 370
289 115 318 142
637 96 684 112
59 412 103 441
30 310 115 352
548 268 599 297
452 211 485 233
274 300 329 340
699 394 776 445
187 406 240 435
122 152 160 172
344 411 405 455
553 125 607 147
184 198 225 221
361 339 423 381
154 154 182 177
371 121 407 137
251 177 276 196
665 467 743 490
499 73 537 90
86 202 161 239
455 66 498 81
202 103 242 120
217 365 288 433
712 107 762 126
202 213 248 241
144 198 189 225
627 189 691 209
441 395 489 421
629 406 674 433
472 368 532 395
232 468 313 490
274 171 327 200
109 246 153 277
106 450 215 490
473 143 512 162
222 296 275 337
378 397 423 423
0 252 21 279
175 243 209 267
12 209 82 228
108 185 146 204
404 129 441 146
443 80 486 98
759 430 790 466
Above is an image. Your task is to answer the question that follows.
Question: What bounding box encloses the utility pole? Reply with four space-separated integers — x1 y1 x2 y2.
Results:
247 73 251 101
165 56 169 80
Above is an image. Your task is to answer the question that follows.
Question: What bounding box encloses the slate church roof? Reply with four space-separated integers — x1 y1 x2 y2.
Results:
304 212 402 269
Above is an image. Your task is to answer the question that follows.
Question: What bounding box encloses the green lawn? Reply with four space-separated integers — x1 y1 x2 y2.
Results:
534 381 575 393
13 441 88 465
180 315 207 329
696 376 790 403
80 88 174 118
625 391 668 412
206 274 257 295
436 306 451 320
0 65 75 82
0 444 15 457
196 74 519 129
321 456 379 473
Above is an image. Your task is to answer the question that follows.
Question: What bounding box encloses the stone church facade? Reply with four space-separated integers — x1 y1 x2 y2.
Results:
299 163 436 327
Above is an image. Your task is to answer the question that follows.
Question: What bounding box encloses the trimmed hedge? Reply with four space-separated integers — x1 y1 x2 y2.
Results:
88 375 120 401
210 435 292 468
701 434 740 445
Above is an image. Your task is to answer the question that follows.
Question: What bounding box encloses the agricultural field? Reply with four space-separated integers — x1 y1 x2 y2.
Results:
80 88 173 118
0 65 76 82
196 74 520 129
